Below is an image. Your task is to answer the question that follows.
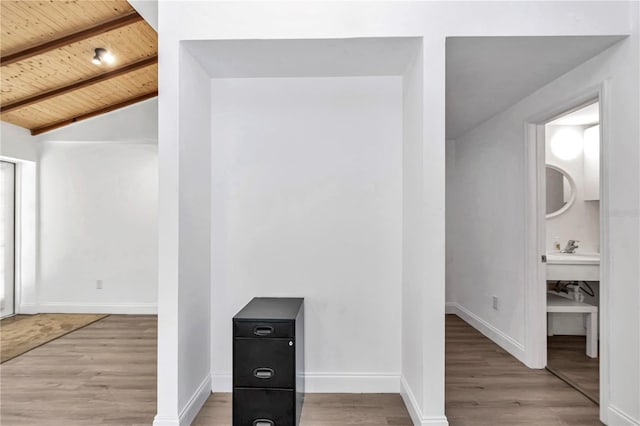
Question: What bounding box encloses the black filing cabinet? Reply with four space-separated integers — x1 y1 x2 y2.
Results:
233 297 304 426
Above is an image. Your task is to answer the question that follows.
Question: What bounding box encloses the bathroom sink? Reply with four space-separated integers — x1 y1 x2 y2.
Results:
546 252 600 265
546 252 600 281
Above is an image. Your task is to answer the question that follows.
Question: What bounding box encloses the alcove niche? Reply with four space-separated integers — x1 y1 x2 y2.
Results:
166 37 443 423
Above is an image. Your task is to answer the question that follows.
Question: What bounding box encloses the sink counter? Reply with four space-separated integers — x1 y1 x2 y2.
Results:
546 252 600 265
547 252 600 281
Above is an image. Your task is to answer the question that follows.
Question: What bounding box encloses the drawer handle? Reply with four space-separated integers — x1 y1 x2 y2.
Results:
253 368 274 379
253 326 274 336
253 420 274 426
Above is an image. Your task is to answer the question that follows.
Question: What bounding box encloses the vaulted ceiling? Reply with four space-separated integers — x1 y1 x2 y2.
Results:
0 0 157 135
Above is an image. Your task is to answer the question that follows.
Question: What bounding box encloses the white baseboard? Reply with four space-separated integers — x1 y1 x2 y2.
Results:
445 302 457 314
608 405 640 426
400 376 449 426
17 303 39 314
211 373 231 392
179 375 212 426
400 376 422 425
211 372 400 393
155 375 212 426
35 302 157 315
304 372 400 393
448 302 526 365
152 416 178 426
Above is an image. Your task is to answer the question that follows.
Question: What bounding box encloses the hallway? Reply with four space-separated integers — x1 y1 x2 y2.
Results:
446 315 601 426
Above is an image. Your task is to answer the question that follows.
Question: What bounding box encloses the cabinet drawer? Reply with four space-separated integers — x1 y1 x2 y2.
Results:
233 388 294 426
234 338 295 388
234 320 294 338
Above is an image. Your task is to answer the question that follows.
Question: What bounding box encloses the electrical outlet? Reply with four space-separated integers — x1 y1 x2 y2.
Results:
492 296 499 311
96 280 103 290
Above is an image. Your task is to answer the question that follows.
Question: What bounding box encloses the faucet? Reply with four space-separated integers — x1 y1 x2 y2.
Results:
562 240 580 253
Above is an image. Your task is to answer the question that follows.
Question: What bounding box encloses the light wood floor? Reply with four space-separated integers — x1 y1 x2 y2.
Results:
0 315 157 425
446 315 602 426
547 335 599 403
0 314 602 425
193 393 412 425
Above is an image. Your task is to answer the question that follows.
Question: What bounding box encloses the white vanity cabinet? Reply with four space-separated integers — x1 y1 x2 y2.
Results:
583 125 600 201
546 252 600 281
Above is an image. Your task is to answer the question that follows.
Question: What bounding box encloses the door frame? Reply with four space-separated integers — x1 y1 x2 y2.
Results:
523 81 610 423
1 160 16 318
0 156 38 316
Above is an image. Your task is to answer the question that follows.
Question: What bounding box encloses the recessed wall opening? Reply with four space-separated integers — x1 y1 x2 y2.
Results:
178 37 429 402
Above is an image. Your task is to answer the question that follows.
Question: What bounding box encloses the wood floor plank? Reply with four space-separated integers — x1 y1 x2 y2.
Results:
547 335 599 403
0 313 602 426
193 393 413 425
0 315 157 426
445 314 602 426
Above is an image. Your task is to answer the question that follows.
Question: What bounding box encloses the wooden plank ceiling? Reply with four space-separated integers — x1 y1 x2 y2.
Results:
0 0 157 135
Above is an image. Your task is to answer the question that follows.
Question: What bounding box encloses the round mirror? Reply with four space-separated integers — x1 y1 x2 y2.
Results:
546 165 576 218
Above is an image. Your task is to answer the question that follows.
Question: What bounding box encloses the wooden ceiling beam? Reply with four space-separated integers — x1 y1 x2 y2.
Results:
1 11 143 66
30 90 158 136
1 56 158 113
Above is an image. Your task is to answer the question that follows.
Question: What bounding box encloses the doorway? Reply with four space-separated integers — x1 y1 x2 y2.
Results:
528 94 607 413
543 101 601 404
1 160 16 318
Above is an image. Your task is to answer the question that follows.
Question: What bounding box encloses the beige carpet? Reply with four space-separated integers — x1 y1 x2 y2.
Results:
1 313 108 363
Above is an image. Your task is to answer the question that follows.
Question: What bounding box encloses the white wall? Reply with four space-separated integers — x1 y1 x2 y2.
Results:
38 141 157 313
546 125 600 254
21 99 160 314
447 22 639 425
445 139 457 308
34 99 158 144
210 76 402 391
172 48 215 423
128 0 158 31
176 48 212 416
158 2 636 425
401 46 432 419
1 122 39 162
155 47 213 426
2 100 159 315
446 94 527 354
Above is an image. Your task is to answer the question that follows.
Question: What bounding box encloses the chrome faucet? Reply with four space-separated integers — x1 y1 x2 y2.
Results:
562 240 580 253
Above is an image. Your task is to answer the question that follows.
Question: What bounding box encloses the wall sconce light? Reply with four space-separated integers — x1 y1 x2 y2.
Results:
92 48 115 65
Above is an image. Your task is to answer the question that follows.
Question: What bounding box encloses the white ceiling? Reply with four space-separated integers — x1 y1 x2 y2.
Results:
446 36 624 140
548 102 599 126
184 35 622 140
128 0 158 31
184 38 420 78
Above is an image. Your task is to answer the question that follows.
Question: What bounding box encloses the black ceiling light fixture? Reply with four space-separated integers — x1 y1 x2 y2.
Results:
92 47 115 65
